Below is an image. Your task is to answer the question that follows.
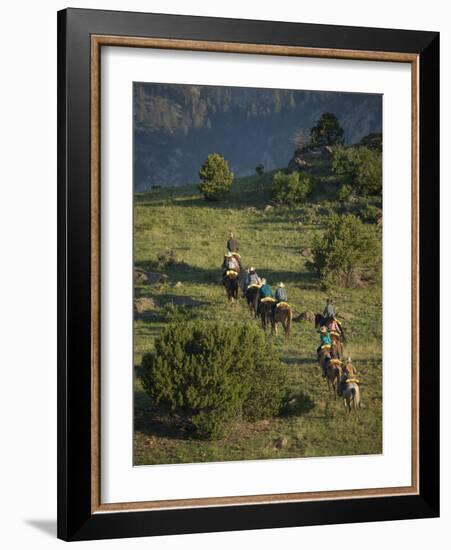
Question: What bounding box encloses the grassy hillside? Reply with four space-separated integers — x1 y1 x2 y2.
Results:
133 172 382 465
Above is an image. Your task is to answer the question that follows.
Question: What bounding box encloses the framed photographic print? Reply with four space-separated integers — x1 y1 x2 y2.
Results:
57 8 439 541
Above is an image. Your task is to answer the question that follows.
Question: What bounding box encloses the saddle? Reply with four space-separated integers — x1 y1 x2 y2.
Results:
260 296 276 303
247 283 262 290
225 270 239 278
276 301 290 308
329 358 342 366
345 378 359 384
329 330 341 337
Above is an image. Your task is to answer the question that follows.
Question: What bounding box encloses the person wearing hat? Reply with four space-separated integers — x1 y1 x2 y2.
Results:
317 325 332 358
323 298 336 322
244 266 261 289
257 277 274 316
274 282 288 303
222 251 240 281
226 232 239 254
258 278 273 299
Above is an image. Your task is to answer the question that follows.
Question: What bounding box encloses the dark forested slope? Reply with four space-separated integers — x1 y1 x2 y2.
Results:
134 83 382 190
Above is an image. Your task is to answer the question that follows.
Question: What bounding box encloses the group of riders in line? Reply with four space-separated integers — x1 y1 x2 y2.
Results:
221 233 290 315
316 300 359 409
220 233 360 410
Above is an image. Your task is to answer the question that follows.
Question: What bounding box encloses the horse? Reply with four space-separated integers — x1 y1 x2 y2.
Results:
330 337 344 360
316 313 346 358
259 298 275 331
339 363 361 413
315 313 326 329
245 285 260 318
223 271 239 302
318 346 342 400
273 302 293 336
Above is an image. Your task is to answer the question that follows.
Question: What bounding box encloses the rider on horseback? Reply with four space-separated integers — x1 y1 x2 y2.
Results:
222 251 240 284
256 278 273 315
259 278 273 299
275 282 288 302
317 325 331 356
273 282 288 314
226 232 239 253
244 266 261 290
327 316 341 334
323 298 336 322
222 251 240 272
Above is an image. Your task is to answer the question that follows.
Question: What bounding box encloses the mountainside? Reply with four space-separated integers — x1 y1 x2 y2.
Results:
133 83 382 191
133 173 382 464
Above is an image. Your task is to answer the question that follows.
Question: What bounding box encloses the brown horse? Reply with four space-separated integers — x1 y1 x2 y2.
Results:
223 272 239 302
259 299 275 331
273 303 293 336
318 347 342 400
315 313 326 329
316 313 345 358
330 337 343 360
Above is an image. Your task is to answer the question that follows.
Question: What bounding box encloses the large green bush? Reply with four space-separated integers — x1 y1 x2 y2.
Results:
332 146 382 197
140 321 288 439
198 153 234 201
271 170 313 205
311 213 381 288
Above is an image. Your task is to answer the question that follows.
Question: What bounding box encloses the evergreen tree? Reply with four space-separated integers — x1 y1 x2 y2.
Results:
310 112 344 146
198 153 234 201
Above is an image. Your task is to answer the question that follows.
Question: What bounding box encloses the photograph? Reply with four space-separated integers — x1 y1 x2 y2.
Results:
132 82 383 465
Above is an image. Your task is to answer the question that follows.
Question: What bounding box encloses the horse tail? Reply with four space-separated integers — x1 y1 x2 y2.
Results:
353 386 360 410
349 386 357 410
340 326 348 344
286 307 293 335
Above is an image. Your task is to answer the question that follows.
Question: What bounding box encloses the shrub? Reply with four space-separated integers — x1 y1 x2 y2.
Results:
332 146 382 197
198 153 234 201
310 112 344 146
140 321 287 439
359 204 382 224
337 183 353 202
311 213 381 287
271 170 313 205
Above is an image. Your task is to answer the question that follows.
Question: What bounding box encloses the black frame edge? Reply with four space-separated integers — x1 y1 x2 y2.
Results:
57 8 68 542
418 33 440 516
57 8 440 541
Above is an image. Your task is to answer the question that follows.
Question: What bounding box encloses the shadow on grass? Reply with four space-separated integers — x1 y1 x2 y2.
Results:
135 259 221 285
280 391 315 417
282 355 315 367
134 383 200 441
254 268 318 291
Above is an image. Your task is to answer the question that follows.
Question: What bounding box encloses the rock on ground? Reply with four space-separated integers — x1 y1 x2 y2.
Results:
293 310 315 323
274 436 289 450
134 268 168 286
134 297 160 314
339 311 354 321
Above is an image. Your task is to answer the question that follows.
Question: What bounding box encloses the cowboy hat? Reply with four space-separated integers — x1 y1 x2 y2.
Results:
278 282 285 288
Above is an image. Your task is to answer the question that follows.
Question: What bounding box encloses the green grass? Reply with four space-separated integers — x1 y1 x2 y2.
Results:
133 173 382 465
